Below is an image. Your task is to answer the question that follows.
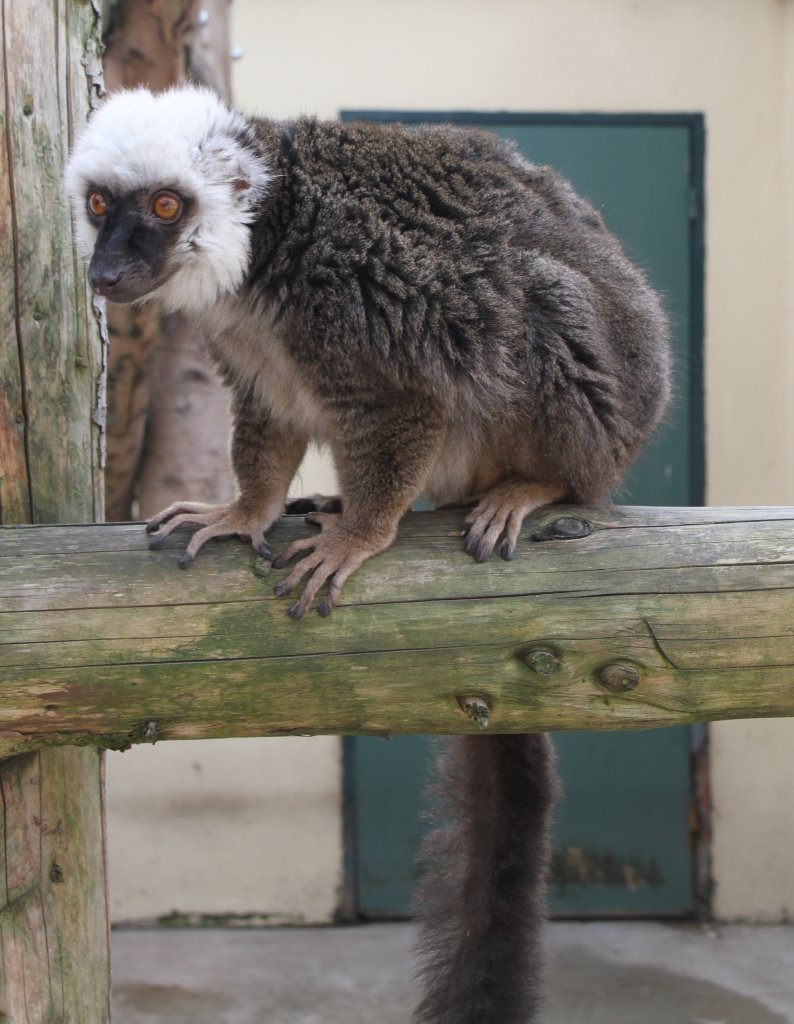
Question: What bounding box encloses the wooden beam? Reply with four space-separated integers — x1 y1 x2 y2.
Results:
2 505 793 755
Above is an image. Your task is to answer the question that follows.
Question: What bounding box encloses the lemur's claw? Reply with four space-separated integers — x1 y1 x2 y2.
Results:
500 540 516 561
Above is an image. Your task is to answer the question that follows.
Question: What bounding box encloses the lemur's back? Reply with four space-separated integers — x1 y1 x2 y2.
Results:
246 116 671 501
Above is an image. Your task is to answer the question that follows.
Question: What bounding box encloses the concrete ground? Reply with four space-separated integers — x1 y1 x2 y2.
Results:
111 921 794 1024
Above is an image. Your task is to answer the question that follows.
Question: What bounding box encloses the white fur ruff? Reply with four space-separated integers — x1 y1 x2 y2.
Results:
64 86 270 312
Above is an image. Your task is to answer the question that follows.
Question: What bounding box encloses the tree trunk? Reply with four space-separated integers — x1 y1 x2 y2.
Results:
104 304 160 521
0 1 110 1020
136 312 235 514
101 0 235 521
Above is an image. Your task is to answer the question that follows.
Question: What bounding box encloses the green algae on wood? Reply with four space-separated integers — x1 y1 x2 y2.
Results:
1 505 792 755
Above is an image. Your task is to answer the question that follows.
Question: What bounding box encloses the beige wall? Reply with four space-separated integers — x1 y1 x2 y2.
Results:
107 737 341 924
107 0 794 924
235 0 793 504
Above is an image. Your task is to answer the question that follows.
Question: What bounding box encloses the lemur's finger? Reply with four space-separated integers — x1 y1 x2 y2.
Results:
148 509 226 548
256 540 274 559
471 509 510 562
146 501 219 533
500 511 524 561
304 511 339 530
272 535 317 569
177 519 238 567
463 507 490 554
317 565 355 617
287 561 336 618
274 547 323 597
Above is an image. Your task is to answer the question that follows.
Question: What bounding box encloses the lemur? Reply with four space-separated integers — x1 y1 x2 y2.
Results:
66 86 670 1023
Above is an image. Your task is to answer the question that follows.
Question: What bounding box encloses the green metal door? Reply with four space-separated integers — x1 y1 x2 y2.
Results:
341 113 705 918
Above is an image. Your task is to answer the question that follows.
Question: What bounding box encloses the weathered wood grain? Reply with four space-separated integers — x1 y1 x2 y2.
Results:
1 505 792 756
0 748 108 1023
1 0 105 526
0 2 109 1021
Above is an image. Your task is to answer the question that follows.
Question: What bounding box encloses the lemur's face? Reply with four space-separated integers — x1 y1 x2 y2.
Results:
65 86 271 313
83 185 193 303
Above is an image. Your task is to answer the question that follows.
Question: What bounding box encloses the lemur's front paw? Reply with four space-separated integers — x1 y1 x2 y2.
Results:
145 499 279 567
272 512 389 618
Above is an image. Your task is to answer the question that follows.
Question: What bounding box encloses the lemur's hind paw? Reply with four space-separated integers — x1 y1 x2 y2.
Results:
462 480 564 562
145 499 280 566
284 494 343 516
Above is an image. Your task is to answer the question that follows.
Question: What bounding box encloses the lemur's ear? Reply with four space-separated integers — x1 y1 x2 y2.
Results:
197 134 269 209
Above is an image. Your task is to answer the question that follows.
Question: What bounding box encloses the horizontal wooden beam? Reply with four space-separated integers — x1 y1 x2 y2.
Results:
1 506 793 755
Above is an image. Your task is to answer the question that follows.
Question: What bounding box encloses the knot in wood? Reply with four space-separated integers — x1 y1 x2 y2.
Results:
141 720 159 743
531 516 593 542
597 663 641 693
251 556 272 579
524 648 561 676
458 695 490 729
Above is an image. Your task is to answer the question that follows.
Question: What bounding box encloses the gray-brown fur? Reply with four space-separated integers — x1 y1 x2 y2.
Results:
414 735 557 1023
242 118 670 507
66 87 672 1024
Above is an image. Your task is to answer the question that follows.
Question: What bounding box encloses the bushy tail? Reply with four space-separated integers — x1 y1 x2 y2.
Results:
412 734 557 1024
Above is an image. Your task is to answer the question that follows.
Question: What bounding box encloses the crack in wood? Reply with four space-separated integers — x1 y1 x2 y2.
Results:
644 618 680 669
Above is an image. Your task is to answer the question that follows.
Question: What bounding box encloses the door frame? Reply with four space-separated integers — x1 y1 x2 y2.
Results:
338 109 708 920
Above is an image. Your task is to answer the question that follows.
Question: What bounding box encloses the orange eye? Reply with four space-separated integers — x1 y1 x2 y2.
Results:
152 191 182 222
87 190 108 217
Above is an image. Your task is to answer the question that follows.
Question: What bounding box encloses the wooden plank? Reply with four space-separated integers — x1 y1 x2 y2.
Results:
0 505 792 755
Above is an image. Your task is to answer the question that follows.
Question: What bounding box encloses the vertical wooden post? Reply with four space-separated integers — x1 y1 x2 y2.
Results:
0 2 110 1021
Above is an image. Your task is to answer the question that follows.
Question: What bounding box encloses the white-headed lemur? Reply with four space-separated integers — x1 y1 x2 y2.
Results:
66 86 670 1023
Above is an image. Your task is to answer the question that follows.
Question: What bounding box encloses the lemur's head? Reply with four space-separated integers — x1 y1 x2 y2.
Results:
65 86 270 312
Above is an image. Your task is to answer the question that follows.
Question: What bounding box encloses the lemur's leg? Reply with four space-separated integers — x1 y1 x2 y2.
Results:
146 391 307 566
273 398 445 618
462 479 564 562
